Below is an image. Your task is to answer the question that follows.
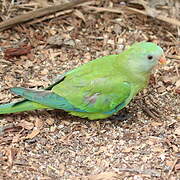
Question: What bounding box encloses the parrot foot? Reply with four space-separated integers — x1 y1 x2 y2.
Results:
109 109 132 121
111 113 132 121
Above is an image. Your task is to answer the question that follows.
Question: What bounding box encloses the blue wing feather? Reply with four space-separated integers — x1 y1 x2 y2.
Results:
11 88 85 112
11 87 128 115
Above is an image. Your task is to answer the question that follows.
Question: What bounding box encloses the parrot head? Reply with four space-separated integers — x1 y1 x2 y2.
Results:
124 42 166 74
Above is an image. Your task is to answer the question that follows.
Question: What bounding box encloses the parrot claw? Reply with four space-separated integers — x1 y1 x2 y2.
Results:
108 110 132 121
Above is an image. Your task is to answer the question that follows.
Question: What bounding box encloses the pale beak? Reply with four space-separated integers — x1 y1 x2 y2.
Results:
159 56 167 65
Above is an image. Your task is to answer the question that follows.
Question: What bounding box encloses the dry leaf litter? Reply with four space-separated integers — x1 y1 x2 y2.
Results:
0 0 179 179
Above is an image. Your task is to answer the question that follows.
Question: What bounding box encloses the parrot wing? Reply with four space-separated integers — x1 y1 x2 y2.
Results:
10 54 132 115
11 79 132 114
52 75 132 114
10 87 84 112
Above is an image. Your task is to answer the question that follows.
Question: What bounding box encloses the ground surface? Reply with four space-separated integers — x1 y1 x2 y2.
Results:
0 0 180 179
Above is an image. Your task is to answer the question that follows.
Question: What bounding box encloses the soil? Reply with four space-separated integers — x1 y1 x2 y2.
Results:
0 0 179 179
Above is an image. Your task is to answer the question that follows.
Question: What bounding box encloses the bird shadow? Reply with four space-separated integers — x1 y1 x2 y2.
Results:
0 107 136 129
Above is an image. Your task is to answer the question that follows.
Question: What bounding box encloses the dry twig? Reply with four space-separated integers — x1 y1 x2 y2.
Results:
126 6 180 27
166 55 180 61
0 0 90 31
167 158 178 179
137 103 160 119
117 167 161 177
84 6 180 27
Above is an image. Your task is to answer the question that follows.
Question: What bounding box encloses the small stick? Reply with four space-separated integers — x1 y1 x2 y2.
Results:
141 106 158 119
84 6 180 27
118 167 161 177
166 55 180 61
167 158 178 179
0 0 90 31
137 103 159 119
126 6 180 27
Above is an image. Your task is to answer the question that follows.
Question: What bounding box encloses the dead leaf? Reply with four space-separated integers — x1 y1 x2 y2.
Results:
177 114 180 120
34 0 49 7
151 121 163 127
12 134 21 143
174 127 180 135
175 79 180 88
171 145 179 152
6 147 18 166
152 147 165 153
74 9 86 23
35 119 44 129
4 45 32 60
122 147 133 153
47 35 63 46
46 118 54 125
162 76 178 84
157 86 166 93
53 0 70 5
83 172 118 180
26 128 40 139
166 160 174 167
175 88 180 94
18 120 34 130
175 163 180 171
59 163 65 176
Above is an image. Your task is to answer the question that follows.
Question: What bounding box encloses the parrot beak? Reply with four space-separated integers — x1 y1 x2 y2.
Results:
159 56 167 65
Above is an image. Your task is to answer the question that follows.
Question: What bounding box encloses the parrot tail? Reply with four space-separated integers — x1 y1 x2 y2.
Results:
0 100 48 114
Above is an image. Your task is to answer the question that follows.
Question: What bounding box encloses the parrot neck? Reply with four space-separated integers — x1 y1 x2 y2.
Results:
129 70 150 85
116 59 150 84
116 53 151 85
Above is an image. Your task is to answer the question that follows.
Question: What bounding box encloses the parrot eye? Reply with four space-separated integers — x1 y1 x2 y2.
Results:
147 55 153 60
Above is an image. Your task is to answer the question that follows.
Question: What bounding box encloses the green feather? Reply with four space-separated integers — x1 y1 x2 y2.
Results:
0 42 164 119
0 100 47 114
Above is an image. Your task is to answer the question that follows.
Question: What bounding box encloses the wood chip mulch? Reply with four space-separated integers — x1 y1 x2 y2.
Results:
0 0 179 179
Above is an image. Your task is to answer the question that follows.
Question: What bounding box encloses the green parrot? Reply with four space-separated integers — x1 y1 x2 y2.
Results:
0 42 165 120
